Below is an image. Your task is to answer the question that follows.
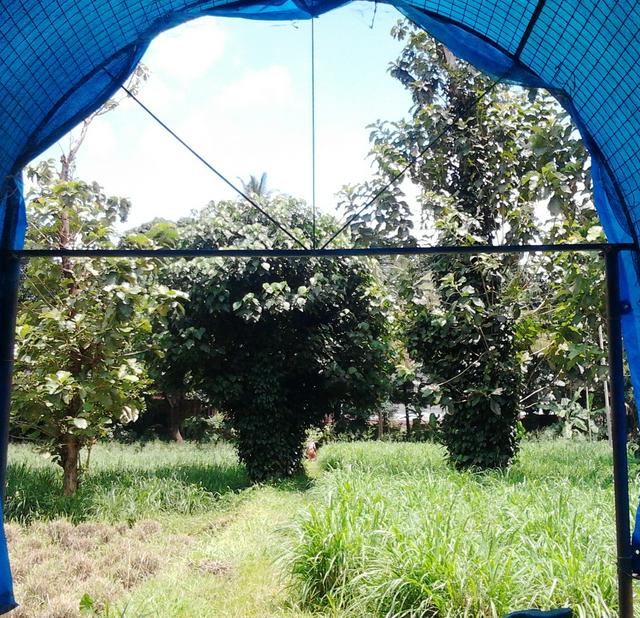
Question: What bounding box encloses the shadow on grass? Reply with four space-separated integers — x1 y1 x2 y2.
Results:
264 470 313 493
5 460 252 524
5 459 317 525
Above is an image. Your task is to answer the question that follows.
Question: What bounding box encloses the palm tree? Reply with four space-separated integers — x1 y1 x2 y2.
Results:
240 172 270 198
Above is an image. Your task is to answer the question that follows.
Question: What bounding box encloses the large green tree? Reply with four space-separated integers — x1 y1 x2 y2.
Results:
343 22 603 464
154 195 393 480
12 161 183 495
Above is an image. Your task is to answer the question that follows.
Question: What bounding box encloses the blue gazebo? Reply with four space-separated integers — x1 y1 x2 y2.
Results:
1 1 640 615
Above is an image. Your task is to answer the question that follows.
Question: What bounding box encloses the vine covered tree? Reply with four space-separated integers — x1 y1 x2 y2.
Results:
155 195 393 480
343 22 600 465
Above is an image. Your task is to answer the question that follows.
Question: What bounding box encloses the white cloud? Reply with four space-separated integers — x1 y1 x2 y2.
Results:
143 17 227 82
30 5 412 236
210 65 294 112
77 116 117 161
134 76 180 114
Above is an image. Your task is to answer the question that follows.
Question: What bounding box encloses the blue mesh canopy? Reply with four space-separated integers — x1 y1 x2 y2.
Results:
1 0 640 611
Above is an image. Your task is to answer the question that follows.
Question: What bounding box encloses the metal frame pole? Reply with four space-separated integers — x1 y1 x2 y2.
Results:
1 241 635 260
0 255 19 498
0 239 636 613
605 246 634 618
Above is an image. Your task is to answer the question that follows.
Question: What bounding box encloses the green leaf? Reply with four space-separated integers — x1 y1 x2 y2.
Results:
586 225 603 241
79 593 95 611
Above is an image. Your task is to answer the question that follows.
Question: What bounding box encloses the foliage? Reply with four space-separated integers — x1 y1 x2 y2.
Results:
387 339 432 440
121 218 206 442
342 21 612 462
291 440 619 617
406 210 523 468
155 195 393 480
12 161 184 494
543 389 603 439
5 441 245 523
239 172 271 199
346 25 549 467
521 211 609 415
338 181 415 247
512 93 609 413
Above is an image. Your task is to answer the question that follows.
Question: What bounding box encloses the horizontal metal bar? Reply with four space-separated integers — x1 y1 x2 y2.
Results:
1 243 635 260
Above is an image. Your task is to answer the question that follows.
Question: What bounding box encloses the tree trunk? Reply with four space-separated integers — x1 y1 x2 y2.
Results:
58 159 83 493
404 385 411 439
60 434 80 496
378 411 384 440
167 395 185 443
59 154 78 291
169 416 184 443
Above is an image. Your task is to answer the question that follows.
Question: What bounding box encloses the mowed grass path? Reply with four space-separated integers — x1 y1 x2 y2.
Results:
3 440 635 617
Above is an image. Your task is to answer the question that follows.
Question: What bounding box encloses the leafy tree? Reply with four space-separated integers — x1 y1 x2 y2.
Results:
406 209 524 467
518 148 609 421
12 161 183 495
338 182 415 247
341 22 605 465
120 219 199 442
155 195 393 480
388 345 423 439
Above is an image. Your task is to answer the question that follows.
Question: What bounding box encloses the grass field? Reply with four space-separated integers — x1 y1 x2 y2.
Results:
3 439 633 617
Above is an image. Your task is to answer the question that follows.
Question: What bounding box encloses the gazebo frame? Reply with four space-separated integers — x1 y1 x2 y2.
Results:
0 239 636 615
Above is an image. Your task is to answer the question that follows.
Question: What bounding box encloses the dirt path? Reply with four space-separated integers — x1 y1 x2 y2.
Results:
109 484 328 617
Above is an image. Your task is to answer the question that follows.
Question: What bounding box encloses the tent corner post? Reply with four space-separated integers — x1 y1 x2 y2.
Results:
604 245 634 618
0 254 19 501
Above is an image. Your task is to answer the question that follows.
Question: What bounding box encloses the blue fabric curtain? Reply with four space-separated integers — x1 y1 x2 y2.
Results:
2 0 640 608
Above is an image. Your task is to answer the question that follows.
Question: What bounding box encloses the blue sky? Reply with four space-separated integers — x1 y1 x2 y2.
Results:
36 2 414 228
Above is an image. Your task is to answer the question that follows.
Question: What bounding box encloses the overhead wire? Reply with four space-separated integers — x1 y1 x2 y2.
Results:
104 69 309 250
319 75 507 249
104 54 507 253
310 16 317 249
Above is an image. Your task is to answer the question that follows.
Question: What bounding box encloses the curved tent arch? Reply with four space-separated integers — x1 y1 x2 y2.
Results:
1 0 640 613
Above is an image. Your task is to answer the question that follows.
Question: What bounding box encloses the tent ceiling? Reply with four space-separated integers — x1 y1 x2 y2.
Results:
1 1 639 246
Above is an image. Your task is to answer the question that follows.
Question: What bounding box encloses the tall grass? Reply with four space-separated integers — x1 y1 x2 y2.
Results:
6 441 248 523
291 440 624 617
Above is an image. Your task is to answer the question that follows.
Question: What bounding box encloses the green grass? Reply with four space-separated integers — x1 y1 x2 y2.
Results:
5 439 632 617
108 485 320 618
6 441 318 618
6 441 248 523
290 440 627 618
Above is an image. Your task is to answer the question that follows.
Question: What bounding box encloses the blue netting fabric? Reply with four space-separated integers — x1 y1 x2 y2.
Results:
2 0 640 607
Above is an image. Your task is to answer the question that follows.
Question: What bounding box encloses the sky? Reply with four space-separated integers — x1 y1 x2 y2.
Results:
34 2 415 230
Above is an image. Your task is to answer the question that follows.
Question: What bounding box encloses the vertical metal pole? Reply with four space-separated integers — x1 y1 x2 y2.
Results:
605 246 634 618
0 255 19 498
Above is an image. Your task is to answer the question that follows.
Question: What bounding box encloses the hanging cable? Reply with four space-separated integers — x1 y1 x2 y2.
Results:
319 75 507 249
104 69 309 250
311 16 318 249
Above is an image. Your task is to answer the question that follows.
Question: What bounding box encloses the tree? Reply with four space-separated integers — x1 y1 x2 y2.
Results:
341 22 601 466
388 345 423 439
239 173 270 199
12 161 183 495
155 195 393 480
515 127 610 426
406 209 524 467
